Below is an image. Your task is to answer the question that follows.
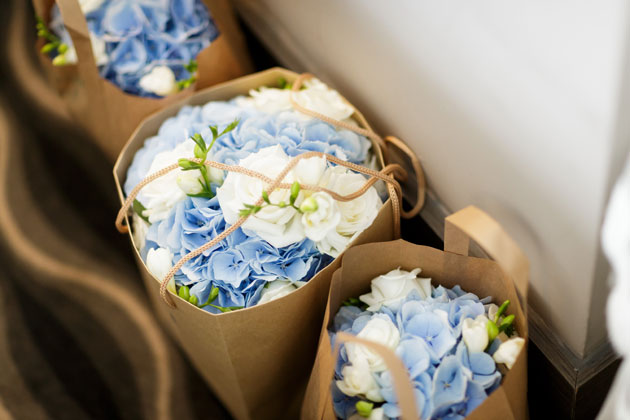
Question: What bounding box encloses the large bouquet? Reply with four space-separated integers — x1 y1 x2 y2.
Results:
38 0 219 97
124 76 385 312
330 268 524 420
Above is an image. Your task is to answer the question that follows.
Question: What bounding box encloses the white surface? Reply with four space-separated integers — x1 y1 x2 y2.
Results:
235 0 630 355
597 154 630 419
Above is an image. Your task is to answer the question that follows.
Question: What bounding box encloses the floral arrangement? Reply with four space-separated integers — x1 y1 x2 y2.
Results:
36 0 219 97
331 268 525 420
124 78 384 312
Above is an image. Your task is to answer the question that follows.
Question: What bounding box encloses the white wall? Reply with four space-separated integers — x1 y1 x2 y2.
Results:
234 0 630 356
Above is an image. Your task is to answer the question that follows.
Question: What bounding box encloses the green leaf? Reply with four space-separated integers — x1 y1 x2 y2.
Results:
355 401 373 417
188 295 199 306
342 297 362 307
498 314 515 334
194 144 206 160
190 133 206 151
178 286 190 301
239 208 252 217
487 320 499 342
290 181 300 205
187 191 214 199
132 199 151 224
57 43 68 54
220 119 240 137
262 190 270 204
209 125 219 141
178 158 201 171
277 77 288 89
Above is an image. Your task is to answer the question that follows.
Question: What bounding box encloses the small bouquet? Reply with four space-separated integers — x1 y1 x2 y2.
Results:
39 0 218 97
302 208 529 420
31 0 250 160
123 75 384 311
330 268 524 419
114 69 422 420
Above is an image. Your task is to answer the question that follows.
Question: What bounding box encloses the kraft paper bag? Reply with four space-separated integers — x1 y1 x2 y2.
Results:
114 68 420 420
302 206 529 420
32 0 251 162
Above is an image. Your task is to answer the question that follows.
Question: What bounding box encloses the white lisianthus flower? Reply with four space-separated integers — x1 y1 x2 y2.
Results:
336 358 384 402
79 0 105 14
140 140 199 223
257 280 306 305
139 66 178 97
493 337 525 369
61 33 108 66
315 166 382 257
239 78 356 123
217 146 306 248
131 213 149 251
301 192 341 242
346 316 400 373
146 247 176 294
359 268 432 312
462 315 490 353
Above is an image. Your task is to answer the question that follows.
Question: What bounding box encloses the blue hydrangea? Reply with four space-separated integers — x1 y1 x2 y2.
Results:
48 0 219 97
124 104 371 195
143 196 332 313
331 284 504 419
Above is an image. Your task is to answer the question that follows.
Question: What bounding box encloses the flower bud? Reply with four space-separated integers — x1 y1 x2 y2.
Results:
299 196 319 213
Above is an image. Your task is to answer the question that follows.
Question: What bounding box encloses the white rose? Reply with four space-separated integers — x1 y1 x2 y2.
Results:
240 78 355 123
315 166 382 256
146 247 176 294
359 268 432 312
493 337 525 369
336 358 384 402
217 146 306 248
346 316 400 373
314 230 351 259
79 0 105 14
301 192 341 242
462 315 490 353
139 66 178 97
131 213 149 251
257 280 306 305
140 140 199 223
349 407 384 420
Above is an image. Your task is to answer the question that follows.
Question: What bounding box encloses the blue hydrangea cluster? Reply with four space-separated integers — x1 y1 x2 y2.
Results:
143 196 332 312
124 102 371 195
49 0 219 97
331 286 503 420
125 99 372 312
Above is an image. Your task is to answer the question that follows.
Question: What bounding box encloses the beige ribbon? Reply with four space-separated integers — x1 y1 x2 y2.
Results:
116 73 426 308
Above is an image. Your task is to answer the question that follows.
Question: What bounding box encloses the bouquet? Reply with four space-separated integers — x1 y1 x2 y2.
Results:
114 69 422 420
302 209 528 420
38 0 219 97
330 268 525 420
31 0 250 161
123 75 385 312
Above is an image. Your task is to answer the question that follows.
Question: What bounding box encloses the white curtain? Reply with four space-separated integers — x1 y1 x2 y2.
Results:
598 153 630 420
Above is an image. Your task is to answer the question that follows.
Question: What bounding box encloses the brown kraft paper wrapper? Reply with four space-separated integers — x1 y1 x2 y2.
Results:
32 0 252 162
114 68 404 420
302 206 529 420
